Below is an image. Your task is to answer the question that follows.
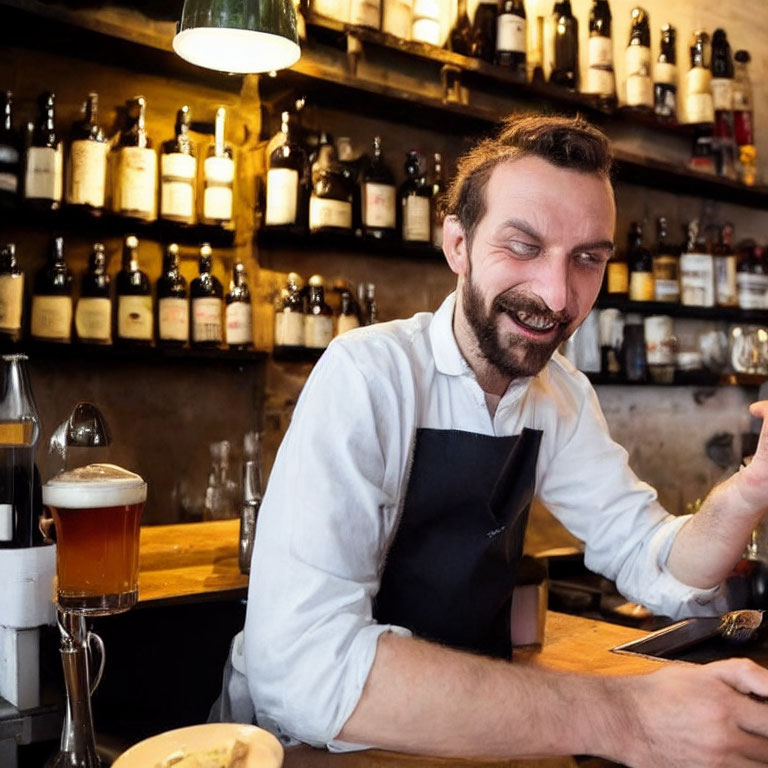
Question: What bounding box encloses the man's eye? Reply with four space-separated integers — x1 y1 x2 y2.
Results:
575 251 610 267
509 241 539 258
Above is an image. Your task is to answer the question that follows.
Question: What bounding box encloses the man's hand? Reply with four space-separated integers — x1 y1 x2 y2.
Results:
737 401 768 514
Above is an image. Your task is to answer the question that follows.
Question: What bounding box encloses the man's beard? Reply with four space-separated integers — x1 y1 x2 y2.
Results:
462 276 573 380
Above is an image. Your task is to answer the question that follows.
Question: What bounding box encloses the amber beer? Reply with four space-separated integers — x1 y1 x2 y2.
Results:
43 463 146 615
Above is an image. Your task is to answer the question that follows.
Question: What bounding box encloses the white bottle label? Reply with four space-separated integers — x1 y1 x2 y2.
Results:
0 503 12 542
710 78 734 112
411 17 440 45
304 314 333 348
0 172 17 194
679 253 715 307
363 182 396 229
274 310 304 347
203 156 234 222
588 35 612 67
312 0 349 22
686 92 715 125
67 140 108 208
654 61 677 86
118 295 153 340
309 196 352 231
585 36 614 95
737 274 768 310
75 297 112 342
586 67 615 96
349 0 380 28
225 302 253 346
0 273 23 332
265 168 299 226
25 145 63 201
192 297 223 343
381 0 412 39
160 153 197 222
402 195 431 241
714 256 737 306
625 45 653 107
115 147 157 219
31 295 72 340
496 14 526 54
158 297 189 342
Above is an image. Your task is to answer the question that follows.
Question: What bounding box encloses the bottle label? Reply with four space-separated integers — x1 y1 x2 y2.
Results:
304 314 333 348
738 273 768 310
655 61 677 86
625 45 652 107
402 195 431 241
192 296 223 343
0 274 23 332
115 147 157 219
0 172 17 194
652 255 679 302
606 262 628 295
309 196 352 231
68 140 108 208
381 0 411 38
349 0 380 28
161 153 197 222
715 256 737 306
363 182 396 229
0 503 11 542
496 14 526 54
710 78 734 112
0 144 19 193
629 271 655 302
265 168 299 226
336 314 360 335
203 156 234 222
274 310 304 347
31 295 72 340
158 297 189 342
75 297 112 342
733 90 752 112
118 295 153 340
679 253 715 307
685 92 715 125
410 17 439 45
588 35 612 67
586 66 616 96
225 302 253 346
25 145 63 202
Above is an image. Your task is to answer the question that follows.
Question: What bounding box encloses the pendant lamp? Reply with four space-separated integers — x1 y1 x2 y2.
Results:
173 0 301 74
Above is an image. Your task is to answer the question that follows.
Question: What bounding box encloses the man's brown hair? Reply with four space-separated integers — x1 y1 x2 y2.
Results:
446 113 614 249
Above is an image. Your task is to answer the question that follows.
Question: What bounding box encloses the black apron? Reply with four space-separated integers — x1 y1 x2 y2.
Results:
373 427 543 660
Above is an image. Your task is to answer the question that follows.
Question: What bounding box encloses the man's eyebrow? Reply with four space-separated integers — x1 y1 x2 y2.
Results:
574 240 616 255
500 220 615 255
499 218 543 241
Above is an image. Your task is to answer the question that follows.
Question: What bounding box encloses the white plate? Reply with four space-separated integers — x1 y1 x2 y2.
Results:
112 723 284 768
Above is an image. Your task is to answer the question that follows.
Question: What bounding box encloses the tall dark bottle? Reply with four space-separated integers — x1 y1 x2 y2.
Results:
627 222 654 302
448 0 474 56
30 236 73 343
361 136 396 240
24 92 63 211
308 134 353 235
625 7 653 109
225 262 253 351
0 92 20 209
191 243 223 348
264 110 306 231
471 0 498 63
495 0 526 79
398 150 431 244
156 243 189 346
584 0 615 104
75 243 112 345
115 235 153 345
549 0 578 90
711 28 736 177
0 245 23 343
0 353 42 549
66 92 108 215
654 25 677 121
160 106 197 225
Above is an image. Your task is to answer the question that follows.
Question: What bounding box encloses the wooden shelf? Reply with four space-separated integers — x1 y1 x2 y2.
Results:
587 370 765 388
596 297 768 325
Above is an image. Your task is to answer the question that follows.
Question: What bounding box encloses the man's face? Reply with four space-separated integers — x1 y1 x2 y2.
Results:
452 156 616 382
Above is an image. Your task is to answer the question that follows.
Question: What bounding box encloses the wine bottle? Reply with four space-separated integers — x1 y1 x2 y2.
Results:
549 0 578 90
603 243 628 299
115 235 153 345
30 236 73 343
0 92 21 209
361 135 396 240
66 92 108 215
75 243 112 345
381 0 413 39
411 0 440 45
156 243 189 346
24 91 63 211
713 223 737 308
112 96 158 221
683 31 714 126
679 219 715 307
431 152 444 250
304 275 333 351
336 289 361 336
627 222 654 302
274 272 305 349
625 7 652 109
471 0 498 63
710 28 736 178
584 0 615 104
448 0 473 56
190 243 223 348
654 25 677 122
309 134 353 235
495 0 526 79
202 107 235 228
265 110 306 231
0 244 23 343
398 149 431 244
732 50 756 185
737 242 768 311
651 217 679 303
225 262 253 351
160 105 197 225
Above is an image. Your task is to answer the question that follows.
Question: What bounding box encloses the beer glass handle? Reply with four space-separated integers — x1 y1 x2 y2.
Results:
86 630 105 695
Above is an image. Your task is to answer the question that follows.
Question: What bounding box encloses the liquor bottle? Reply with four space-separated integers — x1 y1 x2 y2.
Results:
160 105 197 225
654 25 677 122
24 91 63 211
239 431 264 575
0 92 21 209
363 281 378 325
156 243 189 346
679 219 714 307
627 222 654 302
75 243 112 345
30 236 73 343
732 50 756 185
549 0 578 90
0 353 42 549
265 110 306 231
624 8 652 109
471 0 498 64
225 261 253 351
399 149 431 244
528 14 546 84
651 217 679 303
304 275 333 351
336 137 363 234
202 107 235 228
448 0 473 56
381 0 412 40
737 242 768 311
361 136 396 240
713 223 737 307
683 31 714 126
431 152 445 250
411 0 440 45
584 0 615 105
66 92 108 215
336 290 361 336
309 134 353 235
603 243 628 299
0 244 23 342
495 0 526 80
112 96 157 221
190 243 223 348
349 0 381 28
274 272 305 349
116 235 153 345
710 29 736 178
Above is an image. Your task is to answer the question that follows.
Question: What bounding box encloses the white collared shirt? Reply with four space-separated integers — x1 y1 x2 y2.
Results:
238 292 726 748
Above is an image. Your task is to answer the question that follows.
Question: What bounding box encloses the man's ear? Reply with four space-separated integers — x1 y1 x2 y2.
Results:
443 215 469 277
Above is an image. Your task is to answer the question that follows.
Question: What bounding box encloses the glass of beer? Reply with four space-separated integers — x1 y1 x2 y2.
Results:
43 463 146 615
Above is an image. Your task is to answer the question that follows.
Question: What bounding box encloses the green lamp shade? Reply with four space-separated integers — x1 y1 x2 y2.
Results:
174 0 301 74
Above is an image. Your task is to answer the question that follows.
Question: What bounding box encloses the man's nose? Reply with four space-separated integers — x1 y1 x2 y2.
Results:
534 254 570 313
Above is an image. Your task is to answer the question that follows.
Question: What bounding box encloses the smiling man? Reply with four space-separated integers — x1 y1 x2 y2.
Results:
218 114 768 767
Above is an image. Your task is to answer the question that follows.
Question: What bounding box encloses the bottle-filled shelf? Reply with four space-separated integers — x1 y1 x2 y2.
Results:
596 296 768 325
587 370 765 388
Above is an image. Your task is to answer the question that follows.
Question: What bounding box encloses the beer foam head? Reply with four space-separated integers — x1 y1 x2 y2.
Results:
43 463 147 508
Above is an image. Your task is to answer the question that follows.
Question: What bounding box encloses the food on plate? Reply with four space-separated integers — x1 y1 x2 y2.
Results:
158 738 254 768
